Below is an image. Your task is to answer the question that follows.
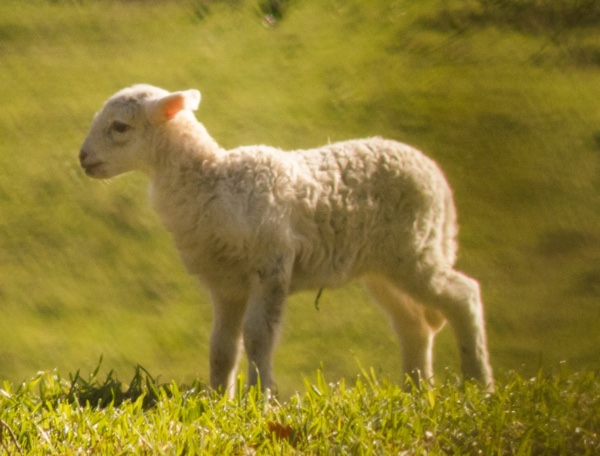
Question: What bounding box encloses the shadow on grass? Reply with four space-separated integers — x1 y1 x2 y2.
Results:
63 359 207 410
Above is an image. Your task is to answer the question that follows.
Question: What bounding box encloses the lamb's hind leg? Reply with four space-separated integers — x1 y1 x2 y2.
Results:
406 268 494 390
364 275 446 387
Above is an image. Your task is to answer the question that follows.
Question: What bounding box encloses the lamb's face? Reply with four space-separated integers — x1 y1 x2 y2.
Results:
79 98 150 179
79 85 200 179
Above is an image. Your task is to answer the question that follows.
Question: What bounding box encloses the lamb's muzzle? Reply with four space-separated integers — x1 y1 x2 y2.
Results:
79 149 105 177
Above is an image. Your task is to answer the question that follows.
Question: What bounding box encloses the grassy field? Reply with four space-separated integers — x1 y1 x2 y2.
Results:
0 365 598 454
0 0 599 403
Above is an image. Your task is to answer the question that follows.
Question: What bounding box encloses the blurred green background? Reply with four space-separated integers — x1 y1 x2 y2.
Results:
0 0 599 396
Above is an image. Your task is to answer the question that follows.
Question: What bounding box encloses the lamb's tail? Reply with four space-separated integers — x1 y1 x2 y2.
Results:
443 189 459 266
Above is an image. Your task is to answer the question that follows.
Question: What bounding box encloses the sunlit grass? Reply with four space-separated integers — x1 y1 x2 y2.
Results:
0 365 598 454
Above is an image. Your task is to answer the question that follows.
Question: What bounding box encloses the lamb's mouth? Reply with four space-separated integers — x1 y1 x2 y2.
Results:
82 162 104 176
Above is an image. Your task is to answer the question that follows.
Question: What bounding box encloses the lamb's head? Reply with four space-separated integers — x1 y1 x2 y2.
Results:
79 84 201 178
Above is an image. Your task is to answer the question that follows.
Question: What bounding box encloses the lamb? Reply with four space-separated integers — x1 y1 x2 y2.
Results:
79 84 494 394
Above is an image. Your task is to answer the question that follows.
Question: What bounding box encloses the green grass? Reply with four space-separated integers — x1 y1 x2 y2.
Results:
0 365 598 454
0 0 599 400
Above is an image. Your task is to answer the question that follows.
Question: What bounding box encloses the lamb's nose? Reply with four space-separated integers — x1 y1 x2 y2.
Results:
79 149 88 163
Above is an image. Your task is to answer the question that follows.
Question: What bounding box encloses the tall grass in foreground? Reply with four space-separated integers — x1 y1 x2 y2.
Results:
0 366 598 454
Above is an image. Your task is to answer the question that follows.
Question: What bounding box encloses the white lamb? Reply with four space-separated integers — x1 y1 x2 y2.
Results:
79 84 494 393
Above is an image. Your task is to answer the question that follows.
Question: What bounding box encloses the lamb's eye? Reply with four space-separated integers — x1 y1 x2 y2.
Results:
111 121 131 133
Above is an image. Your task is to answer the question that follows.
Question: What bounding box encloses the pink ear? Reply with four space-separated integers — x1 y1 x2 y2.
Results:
145 90 201 124
162 95 186 120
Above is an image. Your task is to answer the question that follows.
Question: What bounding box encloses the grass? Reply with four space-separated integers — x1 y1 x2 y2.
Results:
0 0 599 429
0 364 598 454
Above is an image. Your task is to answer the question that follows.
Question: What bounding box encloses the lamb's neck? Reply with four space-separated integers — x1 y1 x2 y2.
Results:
149 119 221 177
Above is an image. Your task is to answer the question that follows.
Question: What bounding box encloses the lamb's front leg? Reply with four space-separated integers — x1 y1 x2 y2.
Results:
243 265 289 391
209 290 246 396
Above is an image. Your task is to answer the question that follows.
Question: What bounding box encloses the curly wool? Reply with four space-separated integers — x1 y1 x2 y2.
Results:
149 134 457 291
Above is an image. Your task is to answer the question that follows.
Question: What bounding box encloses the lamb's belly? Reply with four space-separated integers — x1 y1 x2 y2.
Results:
289 262 360 293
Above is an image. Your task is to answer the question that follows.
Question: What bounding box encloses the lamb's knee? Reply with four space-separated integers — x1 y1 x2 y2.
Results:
244 275 287 345
422 271 487 343
243 307 282 361
416 270 482 318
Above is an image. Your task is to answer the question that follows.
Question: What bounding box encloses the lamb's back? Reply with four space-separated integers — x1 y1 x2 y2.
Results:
150 138 454 291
